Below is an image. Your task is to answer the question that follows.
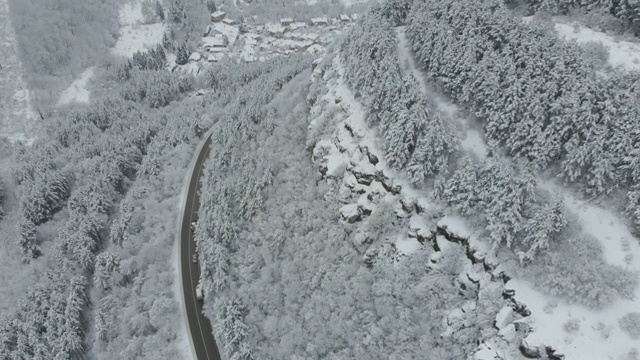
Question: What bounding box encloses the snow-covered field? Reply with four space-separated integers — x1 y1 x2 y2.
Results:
0 0 37 144
554 22 640 71
57 67 95 106
111 1 165 58
507 180 640 360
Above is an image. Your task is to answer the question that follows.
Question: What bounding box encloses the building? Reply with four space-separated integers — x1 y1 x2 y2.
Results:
222 18 235 25
296 40 314 52
266 25 286 38
203 34 228 49
305 33 320 43
290 22 307 31
211 11 226 22
340 14 351 22
280 18 294 26
310 17 328 26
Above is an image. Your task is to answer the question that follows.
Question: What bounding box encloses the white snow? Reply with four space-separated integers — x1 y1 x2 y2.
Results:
58 68 95 106
0 0 38 144
395 234 421 255
111 1 165 58
554 22 640 71
500 173 640 359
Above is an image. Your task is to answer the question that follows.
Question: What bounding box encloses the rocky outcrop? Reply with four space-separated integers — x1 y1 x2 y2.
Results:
519 339 541 358
340 204 362 223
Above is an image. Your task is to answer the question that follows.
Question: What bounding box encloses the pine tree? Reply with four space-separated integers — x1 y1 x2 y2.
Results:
207 0 217 13
155 0 165 21
176 42 189 65
518 198 567 261
16 217 40 261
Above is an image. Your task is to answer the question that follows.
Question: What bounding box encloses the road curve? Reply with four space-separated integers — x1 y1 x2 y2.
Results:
178 127 222 360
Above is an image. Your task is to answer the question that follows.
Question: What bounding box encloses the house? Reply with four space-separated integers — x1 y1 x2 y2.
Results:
245 37 258 46
351 13 359 21
211 11 226 22
203 34 228 48
222 18 235 25
266 24 286 38
280 18 294 26
305 33 320 43
340 14 351 22
188 52 202 62
310 17 328 26
290 22 307 31
247 33 260 40
296 40 314 52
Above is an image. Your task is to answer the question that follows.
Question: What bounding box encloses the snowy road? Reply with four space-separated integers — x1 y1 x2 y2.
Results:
178 127 222 360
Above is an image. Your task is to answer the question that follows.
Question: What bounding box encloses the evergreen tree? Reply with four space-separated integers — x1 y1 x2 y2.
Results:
155 0 165 21
518 198 567 261
207 0 217 13
16 217 40 261
176 42 189 65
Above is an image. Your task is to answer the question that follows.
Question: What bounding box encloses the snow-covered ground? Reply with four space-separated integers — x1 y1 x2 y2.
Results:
0 0 37 145
111 1 165 58
554 22 640 71
506 180 640 360
397 23 640 359
57 67 95 106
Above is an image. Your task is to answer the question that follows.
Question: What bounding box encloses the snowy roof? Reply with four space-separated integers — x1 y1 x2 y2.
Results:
310 17 328 25
211 11 225 18
305 33 320 42
222 18 235 25
188 52 202 61
202 35 227 47
340 14 351 21
280 18 294 24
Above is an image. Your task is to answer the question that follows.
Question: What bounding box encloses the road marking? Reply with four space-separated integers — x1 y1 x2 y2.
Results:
188 138 212 360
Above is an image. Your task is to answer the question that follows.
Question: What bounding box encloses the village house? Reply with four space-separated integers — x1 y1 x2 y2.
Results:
280 18 294 26
211 11 226 22
202 34 228 49
222 18 236 25
340 14 351 22
266 24 286 38
310 17 328 26
305 33 320 43
296 40 314 52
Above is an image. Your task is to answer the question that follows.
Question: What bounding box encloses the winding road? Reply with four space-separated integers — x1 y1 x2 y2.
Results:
178 128 222 360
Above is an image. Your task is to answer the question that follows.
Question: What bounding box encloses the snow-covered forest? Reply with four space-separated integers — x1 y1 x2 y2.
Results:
2 0 640 358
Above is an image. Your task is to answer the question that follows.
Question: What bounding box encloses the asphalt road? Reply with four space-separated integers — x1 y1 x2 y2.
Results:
180 132 221 360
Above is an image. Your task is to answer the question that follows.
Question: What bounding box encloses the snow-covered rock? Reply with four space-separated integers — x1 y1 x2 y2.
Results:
340 204 362 223
519 338 541 358
474 342 505 360
494 306 515 330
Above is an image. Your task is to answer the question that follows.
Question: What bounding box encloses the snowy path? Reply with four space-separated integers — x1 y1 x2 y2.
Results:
395 26 487 160
397 24 640 360
0 0 37 144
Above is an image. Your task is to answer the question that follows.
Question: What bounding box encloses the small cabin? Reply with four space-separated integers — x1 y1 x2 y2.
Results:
340 14 351 22
222 18 236 25
280 18 294 26
310 17 328 26
211 11 226 22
